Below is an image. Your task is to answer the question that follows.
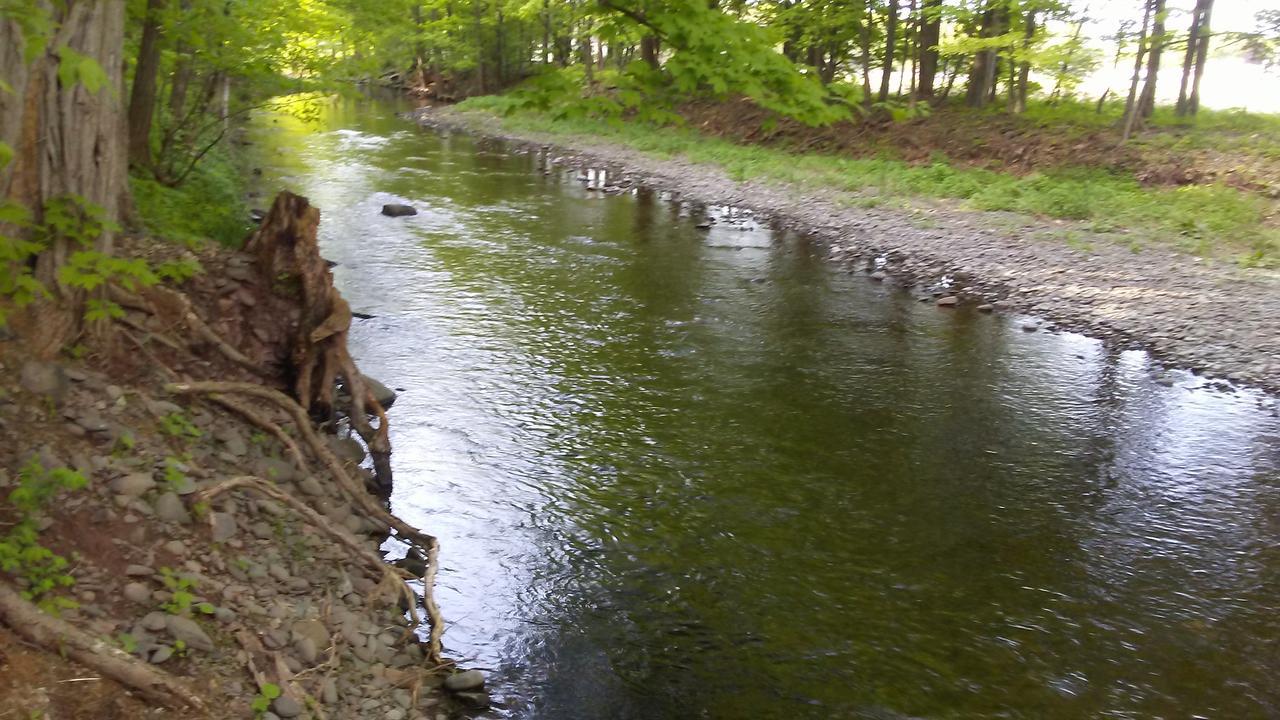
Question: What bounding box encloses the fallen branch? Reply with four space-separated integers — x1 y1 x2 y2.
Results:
0 583 206 710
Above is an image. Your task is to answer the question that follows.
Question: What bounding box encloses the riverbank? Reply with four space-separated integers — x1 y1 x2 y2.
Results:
413 105 1280 395
0 217 481 717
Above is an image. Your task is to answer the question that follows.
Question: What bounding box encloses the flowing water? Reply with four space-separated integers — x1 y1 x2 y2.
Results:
245 97 1280 719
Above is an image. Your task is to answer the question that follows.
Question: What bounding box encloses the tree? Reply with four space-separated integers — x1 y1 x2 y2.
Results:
1 0 129 354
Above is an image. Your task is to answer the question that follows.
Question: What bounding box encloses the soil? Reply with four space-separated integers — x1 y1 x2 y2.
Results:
414 105 1280 395
0 230 481 718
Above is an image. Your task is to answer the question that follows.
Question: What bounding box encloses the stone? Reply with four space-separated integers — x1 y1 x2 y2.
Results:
272 695 304 718
328 437 366 464
149 645 174 664
454 691 491 708
165 615 214 652
442 670 485 692
976 303 995 312
111 473 156 497
298 477 325 496
125 564 155 577
363 376 397 410
19 360 68 403
123 582 151 604
163 540 187 556
292 619 329 649
295 636 318 664
255 457 297 483
935 296 958 307
1021 321 1040 332
216 428 248 457
141 612 168 632
321 678 339 704
153 492 190 524
869 270 887 281
210 512 237 543
381 203 417 217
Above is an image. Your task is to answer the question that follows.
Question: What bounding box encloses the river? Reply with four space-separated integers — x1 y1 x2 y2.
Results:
245 96 1280 719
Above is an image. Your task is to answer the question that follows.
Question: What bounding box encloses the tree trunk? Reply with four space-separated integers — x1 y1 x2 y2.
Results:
127 0 165 169
580 33 593 83
1121 0 1154 142
1174 0 1206 114
1012 9 1036 112
1137 0 1166 119
0 0 128 355
965 2 1001 108
859 0 874 109
916 0 941 98
640 34 659 69
878 0 899 102
1188 0 1213 115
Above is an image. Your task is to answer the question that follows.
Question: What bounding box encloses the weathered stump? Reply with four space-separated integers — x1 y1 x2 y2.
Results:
245 191 394 491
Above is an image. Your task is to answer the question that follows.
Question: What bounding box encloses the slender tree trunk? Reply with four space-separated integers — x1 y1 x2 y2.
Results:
878 0 899 102
1137 0 1166 119
1121 0 1154 142
1187 0 1213 115
1012 9 1036 113
1174 0 1205 114
0 0 128 354
541 0 551 63
127 0 165 169
580 32 593 84
859 0 875 109
917 0 941 97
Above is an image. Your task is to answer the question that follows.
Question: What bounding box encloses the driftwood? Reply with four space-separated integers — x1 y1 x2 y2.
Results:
0 583 206 709
244 191 393 489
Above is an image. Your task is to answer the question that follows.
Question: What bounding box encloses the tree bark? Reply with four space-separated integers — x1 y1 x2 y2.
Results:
965 1 1002 108
916 0 941 98
1174 0 1206 115
1137 0 1166 119
640 34 660 69
1187 0 1213 115
127 0 165 169
1121 0 1154 142
1012 9 1036 113
0 0 129 355
878 0 899 102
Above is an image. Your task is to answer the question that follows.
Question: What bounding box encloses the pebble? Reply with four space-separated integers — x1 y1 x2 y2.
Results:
271 696 303 718
936 296 958 307
153 492 191 524
111 473 156 497
123 582 151 604
165 615 214 652
210 512 237 542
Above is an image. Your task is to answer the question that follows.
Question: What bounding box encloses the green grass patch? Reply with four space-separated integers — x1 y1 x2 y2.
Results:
130 142 250 247
458 99 1278 265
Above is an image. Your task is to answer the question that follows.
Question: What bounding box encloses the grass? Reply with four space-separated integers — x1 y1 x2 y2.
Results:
458 95 1278 266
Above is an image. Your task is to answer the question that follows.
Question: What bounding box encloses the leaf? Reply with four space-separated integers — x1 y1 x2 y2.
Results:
56 45 109 94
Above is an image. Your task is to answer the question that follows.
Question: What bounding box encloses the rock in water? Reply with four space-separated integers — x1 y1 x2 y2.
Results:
443 670 486 692
363 376 397 410
381 203 417 217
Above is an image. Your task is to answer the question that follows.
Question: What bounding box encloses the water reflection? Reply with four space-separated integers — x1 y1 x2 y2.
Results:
246 96 1280 719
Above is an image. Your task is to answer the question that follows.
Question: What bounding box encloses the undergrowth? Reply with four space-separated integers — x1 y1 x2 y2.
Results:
130 142 250 247
457 98 1279 265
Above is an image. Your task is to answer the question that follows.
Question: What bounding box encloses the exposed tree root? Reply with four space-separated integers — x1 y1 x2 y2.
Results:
109 284 266 377
170 381 444 663
0 583 206 710
205 394 310 476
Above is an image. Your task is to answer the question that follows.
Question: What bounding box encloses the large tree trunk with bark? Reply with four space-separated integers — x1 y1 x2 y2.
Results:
965 2 1002 108
0 0 128 356
1187 0 1213 115
1121 0 1154 142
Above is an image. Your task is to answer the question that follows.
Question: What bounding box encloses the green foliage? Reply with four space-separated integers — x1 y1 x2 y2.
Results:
158 567 215 616
0 459 87 612
55 45 110 93
129 142 250 247
160 412 202 440
251 683 282 716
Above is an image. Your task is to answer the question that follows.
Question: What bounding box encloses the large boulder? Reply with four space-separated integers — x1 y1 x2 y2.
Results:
381 203 417 217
